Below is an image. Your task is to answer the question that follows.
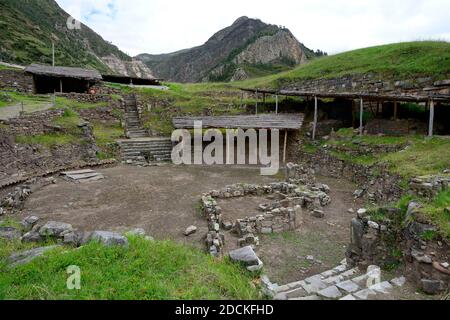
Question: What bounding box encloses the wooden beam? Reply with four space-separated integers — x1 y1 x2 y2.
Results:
283 130 288 163
359 98 364 136
60 79 63 93
428 99 435 137
312 96 318 140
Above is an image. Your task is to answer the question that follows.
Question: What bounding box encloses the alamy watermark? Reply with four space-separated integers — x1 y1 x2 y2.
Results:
67 265 81 290
67 16 81 30
171 121 280 175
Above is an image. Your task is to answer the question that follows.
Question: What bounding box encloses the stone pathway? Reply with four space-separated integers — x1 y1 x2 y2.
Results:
123 94 148 139
262 260 406 300
0 102 53 120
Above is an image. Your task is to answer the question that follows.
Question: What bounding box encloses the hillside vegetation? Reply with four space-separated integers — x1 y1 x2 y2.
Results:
0 0 129 72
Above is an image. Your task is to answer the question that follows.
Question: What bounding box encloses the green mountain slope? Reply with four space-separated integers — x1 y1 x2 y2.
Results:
0 0 129 72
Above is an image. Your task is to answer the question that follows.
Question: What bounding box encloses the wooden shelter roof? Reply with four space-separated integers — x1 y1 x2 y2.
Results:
173 114 304 130
25 64 102 81
240 88 450 103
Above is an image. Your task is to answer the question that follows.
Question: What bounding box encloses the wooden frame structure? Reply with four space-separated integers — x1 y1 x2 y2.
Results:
173 114 305 163
240 88 450 138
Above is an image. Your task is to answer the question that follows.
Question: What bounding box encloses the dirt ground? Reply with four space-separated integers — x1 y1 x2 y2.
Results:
18 165 363 283
14 164 434 299
17 165 277 248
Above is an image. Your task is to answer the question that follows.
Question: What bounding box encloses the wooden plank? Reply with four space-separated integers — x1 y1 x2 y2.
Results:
283 130 288 163
61 169 95 175
173 114 305 130
428 100 435 137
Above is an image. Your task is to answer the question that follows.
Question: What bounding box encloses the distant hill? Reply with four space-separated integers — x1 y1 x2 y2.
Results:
0 0 153 77
136 16 322 83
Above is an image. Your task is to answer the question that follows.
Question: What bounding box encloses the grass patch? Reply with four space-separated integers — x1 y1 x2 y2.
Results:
0 237 261 300
15 133 79 147
382 137 450 178
420 190 450 240
92 121 123 159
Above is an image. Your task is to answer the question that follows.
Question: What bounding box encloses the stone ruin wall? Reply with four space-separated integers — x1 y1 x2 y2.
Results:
282 73 450 96
298 148 404 203
0 105 123 187
0 69 33 93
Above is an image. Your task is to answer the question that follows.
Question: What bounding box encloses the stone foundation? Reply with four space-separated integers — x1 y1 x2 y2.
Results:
347 203 450 295
298 149 404 203
200 180 331 255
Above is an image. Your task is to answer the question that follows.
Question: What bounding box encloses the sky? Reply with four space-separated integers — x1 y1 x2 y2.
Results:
56 0 450 57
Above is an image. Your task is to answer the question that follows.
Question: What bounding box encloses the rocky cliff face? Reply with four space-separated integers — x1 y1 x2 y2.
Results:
137 17 317 83
101 55 155 78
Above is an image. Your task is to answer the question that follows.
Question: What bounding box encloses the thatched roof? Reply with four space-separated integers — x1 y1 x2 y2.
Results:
173 114 305 130
25 64 102 81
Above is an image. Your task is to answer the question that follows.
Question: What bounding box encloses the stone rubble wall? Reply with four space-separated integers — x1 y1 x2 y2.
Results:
347 203 450 295
55 92 112 104
282 73 450 96
0 105 123 186
200 181 331 255
0 69 33 93
298 149 404 203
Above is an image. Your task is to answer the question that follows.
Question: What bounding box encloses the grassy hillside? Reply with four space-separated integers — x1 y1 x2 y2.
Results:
0 236 261 300
236 41 450 89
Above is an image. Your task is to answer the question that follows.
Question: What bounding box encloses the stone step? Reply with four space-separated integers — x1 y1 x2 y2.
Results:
121 151 172 157
121 148 172 154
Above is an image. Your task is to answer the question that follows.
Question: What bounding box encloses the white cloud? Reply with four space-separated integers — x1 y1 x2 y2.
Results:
56 0 450 56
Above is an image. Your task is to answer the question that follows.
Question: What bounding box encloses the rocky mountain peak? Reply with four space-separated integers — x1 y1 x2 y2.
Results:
137 17 319 82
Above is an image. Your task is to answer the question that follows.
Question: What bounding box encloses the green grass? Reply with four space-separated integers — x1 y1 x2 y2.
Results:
235 41 450 88
396 190 450 240
420 190 450 239
0 236 261 300
15 133 79 147
382 137 450 178
0 91 51 108
313 131 450 178
92 122 123 159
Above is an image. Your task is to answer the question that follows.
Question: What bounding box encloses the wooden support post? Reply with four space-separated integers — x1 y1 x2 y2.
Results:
428 99 434 137
60 79 63 93
255 90 258 115
393 100 398 120
312 96 318 140
283 130 288 163
359 98 364 136
351 100 356 128
275 95 279 114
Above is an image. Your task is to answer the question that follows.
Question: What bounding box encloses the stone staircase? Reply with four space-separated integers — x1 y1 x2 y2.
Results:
262 261 406 300
124 95 149 139
117 138 173 165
